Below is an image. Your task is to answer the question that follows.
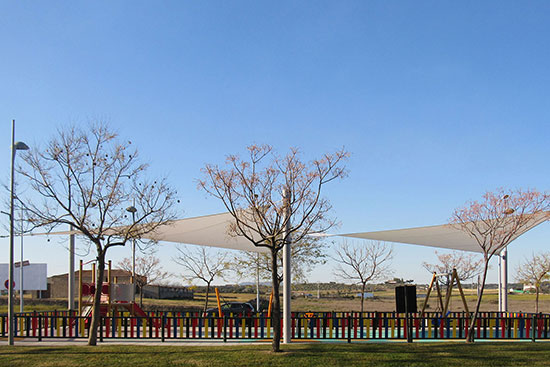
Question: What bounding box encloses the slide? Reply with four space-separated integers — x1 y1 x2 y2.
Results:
120 303 160 328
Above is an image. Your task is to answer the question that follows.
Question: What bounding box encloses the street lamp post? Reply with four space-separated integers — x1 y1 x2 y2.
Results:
9 119 29 345
19 206 24 313
126 205 137 304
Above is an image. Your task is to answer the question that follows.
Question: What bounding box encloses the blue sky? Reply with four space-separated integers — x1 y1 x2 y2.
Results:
1 1 549 285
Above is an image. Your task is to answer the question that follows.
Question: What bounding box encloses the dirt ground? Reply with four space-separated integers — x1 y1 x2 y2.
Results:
143 289 550 314
290 289 550 314
4 289 548 314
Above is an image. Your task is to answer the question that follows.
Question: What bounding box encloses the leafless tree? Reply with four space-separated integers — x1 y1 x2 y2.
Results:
515 252 550 313
199 144 348 352
232 237 327 284
333 240 393 313
451 188 550 342
118 254 171 307
422 250 483 287
173 245 230 313
17 124 177 345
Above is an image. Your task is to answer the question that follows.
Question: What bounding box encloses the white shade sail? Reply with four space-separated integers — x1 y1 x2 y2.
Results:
142 212 269 253
34 211 550 255
34 212 269 253
340 212 550 253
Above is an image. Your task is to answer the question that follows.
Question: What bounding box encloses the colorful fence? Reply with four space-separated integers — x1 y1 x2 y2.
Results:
2 311 549 341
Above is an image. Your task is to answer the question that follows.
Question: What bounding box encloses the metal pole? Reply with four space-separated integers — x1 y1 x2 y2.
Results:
282 188 291 344
132 210 136 304
498 254 502 312
500 248 508 312
256 253 260 312
19 205 24 313
68 225 75 310
125 203 138 304
8 119 16 345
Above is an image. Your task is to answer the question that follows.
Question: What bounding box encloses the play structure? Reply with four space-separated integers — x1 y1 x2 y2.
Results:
78 260 150 324
419 268 469 318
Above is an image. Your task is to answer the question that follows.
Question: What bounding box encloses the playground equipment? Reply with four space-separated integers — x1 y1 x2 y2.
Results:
419 268 469 319
78 259 150 324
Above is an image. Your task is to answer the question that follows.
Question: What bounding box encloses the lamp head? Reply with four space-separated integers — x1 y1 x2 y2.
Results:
126 206 137 214
13 142 29 151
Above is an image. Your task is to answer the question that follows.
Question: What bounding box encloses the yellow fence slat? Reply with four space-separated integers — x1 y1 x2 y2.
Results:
452 318 457 338
365 319 371 339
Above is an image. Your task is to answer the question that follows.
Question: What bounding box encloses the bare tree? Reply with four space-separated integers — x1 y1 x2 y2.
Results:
232 237 327 284
422 250 483 287
333 240 393 313
515 252 550 313
451 188 550 342
173 245 230 313
199 144 348 352
118 254 171 307
17 124 177 345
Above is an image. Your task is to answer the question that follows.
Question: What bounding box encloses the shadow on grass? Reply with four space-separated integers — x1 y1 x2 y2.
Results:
2 342 550 367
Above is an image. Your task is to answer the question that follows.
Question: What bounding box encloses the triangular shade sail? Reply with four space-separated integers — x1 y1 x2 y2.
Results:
141 212 269 253
34 212 269 253
340 212 550 253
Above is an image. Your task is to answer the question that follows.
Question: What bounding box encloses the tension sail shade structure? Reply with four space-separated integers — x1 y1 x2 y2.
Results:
35 212 269 253
140 212 269 253
340 212 550 253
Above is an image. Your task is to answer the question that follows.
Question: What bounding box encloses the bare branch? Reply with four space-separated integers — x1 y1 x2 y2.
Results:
332 240 393 312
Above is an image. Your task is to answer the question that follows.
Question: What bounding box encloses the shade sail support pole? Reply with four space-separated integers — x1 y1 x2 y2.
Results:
500 248 508 313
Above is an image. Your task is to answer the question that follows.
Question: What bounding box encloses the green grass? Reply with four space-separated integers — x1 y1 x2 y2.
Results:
1 343 550 367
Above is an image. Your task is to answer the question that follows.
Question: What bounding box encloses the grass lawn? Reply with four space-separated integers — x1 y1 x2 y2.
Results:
1 342 550 367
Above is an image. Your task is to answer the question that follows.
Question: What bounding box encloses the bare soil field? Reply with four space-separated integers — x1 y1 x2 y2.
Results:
3 289 548 314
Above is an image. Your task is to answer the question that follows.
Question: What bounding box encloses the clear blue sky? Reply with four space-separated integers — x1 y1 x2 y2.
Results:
1 1 549 286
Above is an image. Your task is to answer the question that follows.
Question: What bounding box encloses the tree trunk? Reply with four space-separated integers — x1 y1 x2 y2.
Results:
204 283 211 314
535 287 539 313
271 248 281 352
139 285 143 308
88 250 105 346
466 260 489 343
360 282 366 313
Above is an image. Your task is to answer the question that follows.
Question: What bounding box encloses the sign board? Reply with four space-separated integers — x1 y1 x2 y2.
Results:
0 263 47 291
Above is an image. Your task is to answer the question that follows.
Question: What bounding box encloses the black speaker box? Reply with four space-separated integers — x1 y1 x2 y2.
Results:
395 285 417 313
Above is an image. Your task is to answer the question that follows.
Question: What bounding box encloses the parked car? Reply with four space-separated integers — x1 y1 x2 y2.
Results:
205 302 255 318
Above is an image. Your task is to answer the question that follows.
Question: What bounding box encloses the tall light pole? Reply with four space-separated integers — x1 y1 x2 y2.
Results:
126 204 137 304
498 198 514 313
19 205 24 313
9 119 29 345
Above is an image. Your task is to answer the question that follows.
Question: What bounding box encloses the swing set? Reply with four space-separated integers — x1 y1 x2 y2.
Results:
419 268 469 319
